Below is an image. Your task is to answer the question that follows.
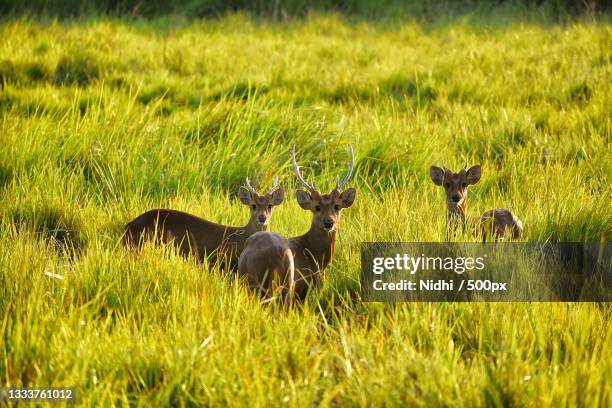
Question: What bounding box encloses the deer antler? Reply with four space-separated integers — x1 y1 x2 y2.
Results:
336 144 355 190
292 146 316 192
269 176 279 193
245 176 257 195
441 160 447 171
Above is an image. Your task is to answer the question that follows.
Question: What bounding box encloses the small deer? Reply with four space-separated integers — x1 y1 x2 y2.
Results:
122 177 284 269
238 145 356 305
429 162 523 241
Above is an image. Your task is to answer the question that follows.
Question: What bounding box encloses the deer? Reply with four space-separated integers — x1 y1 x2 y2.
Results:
237 145 356 305
122 177 284 269
429 161 523 241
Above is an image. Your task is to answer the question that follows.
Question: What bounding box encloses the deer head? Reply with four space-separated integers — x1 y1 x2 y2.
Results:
237 176 284 227
292 145 356 233
430 161 481 211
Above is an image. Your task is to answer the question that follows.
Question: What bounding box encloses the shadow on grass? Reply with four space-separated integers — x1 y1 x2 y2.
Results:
8 206 86 258
209 82 269 102
0 164 13 189
0 60 53 87
1 50 101 88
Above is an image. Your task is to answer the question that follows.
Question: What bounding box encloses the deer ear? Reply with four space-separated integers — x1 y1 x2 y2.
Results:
237 187 253 205
339 188 356 208
430 166 444 186
466 165 481 185
271 187 284 206
295 189 312 210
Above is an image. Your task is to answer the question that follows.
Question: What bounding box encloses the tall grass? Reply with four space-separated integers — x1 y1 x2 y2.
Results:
0 13 611 406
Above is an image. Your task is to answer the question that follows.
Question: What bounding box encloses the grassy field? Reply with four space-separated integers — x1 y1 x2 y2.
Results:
1 10 611 406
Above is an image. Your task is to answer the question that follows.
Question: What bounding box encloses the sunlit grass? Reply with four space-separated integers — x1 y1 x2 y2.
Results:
0 14 610 406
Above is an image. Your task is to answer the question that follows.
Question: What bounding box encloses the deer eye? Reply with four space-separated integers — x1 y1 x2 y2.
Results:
268 205 273 210
462 182 467 188
444 182 450 188
334 204 340 211
251 204 257 210
314 206 321 212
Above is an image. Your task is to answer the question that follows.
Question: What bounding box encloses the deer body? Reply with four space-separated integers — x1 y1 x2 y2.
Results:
481 209 523 240
122 179 284 269
123 209 263 267
238 232 296 303
239 203 342 302
430 163 523 241
238 146 356 304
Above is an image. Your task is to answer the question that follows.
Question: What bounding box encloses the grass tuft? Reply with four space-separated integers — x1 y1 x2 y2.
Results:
54 52 101 86
210 82 270 101
8 206 86 256
380 74 438 107
567 80 593 104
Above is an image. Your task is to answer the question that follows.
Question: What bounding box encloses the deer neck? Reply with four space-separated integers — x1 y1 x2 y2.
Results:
446 200 467 230
244 220 267 235
296 224 336 271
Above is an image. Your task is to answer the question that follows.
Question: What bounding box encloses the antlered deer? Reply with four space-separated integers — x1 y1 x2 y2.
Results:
429 162 523 241
238 145 356 305
122 177 284 269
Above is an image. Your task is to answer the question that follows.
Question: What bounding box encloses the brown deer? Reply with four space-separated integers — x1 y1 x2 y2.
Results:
238 145 356 305
122 177 284 269
429 162 523 241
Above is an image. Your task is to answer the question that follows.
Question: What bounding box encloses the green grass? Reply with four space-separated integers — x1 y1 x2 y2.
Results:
1 13 611 406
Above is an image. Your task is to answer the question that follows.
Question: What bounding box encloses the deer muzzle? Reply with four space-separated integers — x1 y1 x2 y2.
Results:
323 218 334 231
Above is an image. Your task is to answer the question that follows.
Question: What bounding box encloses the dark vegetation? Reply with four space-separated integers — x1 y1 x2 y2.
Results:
0 0 607 21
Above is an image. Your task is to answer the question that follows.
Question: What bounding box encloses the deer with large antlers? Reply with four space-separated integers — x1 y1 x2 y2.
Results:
122 177 284 269
429 162 523 241
238 145 356 305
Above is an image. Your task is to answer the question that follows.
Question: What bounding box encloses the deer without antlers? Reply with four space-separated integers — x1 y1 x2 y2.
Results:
238 145 356 305
429 162 523 241
122 177 284 269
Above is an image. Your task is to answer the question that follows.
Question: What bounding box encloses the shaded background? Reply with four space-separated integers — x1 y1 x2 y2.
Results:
1 0 608 21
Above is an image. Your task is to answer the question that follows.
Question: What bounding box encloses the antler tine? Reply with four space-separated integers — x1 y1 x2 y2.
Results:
245 176 257 195
292 145 315 192
269 175 279 193
310 179 317 191
337 144 355 190
441 160 446 170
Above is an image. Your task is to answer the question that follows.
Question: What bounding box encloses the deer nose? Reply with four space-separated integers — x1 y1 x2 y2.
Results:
451 195 461 203
323 219 334 230
258 215 267 224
